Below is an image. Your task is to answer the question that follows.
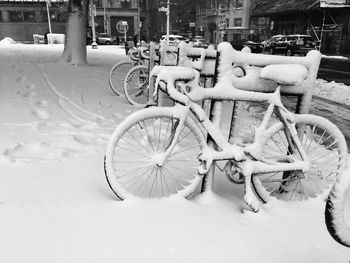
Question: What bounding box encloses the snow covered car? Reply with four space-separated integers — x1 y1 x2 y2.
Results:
96 33 116 45
192 38 209 48
160 35 187 45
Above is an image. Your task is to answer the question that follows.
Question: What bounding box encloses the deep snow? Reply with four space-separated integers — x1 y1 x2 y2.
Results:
0 42 349 263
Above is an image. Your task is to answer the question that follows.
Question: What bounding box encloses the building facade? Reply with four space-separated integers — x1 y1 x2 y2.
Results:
195 0 252 44
93 0 149 41
0 0 195 43
250 0 350 54
0 0 68 42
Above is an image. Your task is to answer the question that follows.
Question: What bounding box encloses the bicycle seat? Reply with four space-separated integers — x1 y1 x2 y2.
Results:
260 64 308 86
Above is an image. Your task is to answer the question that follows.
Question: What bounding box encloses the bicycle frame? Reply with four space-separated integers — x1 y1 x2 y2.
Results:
162 85 310 178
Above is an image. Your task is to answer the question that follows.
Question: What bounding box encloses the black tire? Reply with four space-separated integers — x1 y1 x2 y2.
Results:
105 107 206 199
252 114 348 202
325 166 350 247
124 65 150 107
108 61 134 96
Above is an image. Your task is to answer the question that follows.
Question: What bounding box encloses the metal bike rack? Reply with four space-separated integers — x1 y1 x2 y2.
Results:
147 42 322 193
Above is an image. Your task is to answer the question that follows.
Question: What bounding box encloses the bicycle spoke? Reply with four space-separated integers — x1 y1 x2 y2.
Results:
255 117 346 202
105 113 204 199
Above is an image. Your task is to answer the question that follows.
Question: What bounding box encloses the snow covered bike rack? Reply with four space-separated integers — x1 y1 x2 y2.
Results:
200 43 323 192
105 41 347 209
109 44 151 96
147 41 324 192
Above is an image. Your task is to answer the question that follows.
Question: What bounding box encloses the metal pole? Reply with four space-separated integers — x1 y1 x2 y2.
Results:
46 0 52 44
91 4 98 49
103 0 107 33
166 0 170 44
138 0 140 43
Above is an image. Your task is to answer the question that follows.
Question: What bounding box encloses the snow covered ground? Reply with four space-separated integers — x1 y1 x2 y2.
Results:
0 42 349 263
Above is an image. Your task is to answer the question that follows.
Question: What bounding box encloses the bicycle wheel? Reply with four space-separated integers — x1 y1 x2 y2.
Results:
109 61 134 96
104 107 206 199
252 114 348 202
325 165 350 247
124 65 150 107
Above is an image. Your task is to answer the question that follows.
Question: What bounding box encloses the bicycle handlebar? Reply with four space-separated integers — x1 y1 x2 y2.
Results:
151 66 199 106
129 49 140 61
139 46 150 60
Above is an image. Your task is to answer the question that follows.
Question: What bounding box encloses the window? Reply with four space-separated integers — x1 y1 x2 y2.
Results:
226 18 230 28
139 0 146 10
42 11 58 22
23 12 36 22
121 0 131 8
10 12 23 22
234 0 243 8
234 18 242 27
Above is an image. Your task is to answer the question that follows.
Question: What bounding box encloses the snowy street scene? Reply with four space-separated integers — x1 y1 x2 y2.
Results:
1 0 350 262
1 39 349 263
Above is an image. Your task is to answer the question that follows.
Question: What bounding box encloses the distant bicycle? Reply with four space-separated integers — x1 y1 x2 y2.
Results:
108 45 150 96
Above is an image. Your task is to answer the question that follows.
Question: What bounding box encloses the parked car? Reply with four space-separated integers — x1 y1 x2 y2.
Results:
192 38 209 48
230 39 263 53
160 34 187 45
262 34 286 52
96 33 116 45
286 34 319 55
265 34 318 56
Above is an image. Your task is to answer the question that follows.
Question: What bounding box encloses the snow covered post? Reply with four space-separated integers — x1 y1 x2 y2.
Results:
90 4 98 49
46 0 53 44
202 100 223 192
146 42 159 106
201 51 221 193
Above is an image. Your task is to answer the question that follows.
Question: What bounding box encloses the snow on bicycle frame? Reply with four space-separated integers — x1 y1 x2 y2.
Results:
163 42 321 189
105 42 347 210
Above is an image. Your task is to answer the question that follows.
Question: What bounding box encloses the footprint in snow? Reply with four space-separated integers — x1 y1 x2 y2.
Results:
3 142 65 162
15 76 26 84
36 99 49 107
22 91 36 99
33 108 50 120
25 84 35 90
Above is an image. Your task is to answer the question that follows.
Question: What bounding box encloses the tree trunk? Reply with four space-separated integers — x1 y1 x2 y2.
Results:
61 0 88 66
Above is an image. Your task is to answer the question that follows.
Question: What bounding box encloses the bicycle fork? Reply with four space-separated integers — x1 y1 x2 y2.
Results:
151 104 190 167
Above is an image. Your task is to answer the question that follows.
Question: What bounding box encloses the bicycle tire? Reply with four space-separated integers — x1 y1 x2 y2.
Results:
325 165 350 247
109 61 134 96
124 65 150 107
104 107 206 199
252 114 348 202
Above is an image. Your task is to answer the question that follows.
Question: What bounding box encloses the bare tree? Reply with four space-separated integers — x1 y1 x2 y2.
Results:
61 0 89 66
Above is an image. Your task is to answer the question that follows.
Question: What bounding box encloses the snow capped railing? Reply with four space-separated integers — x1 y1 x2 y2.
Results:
148 40 322 192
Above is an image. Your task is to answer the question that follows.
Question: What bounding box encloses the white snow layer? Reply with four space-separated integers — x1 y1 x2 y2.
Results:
0 42 349 263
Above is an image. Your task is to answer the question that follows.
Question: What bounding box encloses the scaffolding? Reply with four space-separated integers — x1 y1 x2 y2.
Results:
307 6 343 53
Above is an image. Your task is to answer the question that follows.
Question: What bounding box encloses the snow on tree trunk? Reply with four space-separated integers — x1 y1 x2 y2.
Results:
61 0 88 66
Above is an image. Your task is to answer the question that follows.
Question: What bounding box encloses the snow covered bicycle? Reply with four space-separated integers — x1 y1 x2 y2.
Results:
104 43 347 211
108 45 150 96
123 43 178 107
